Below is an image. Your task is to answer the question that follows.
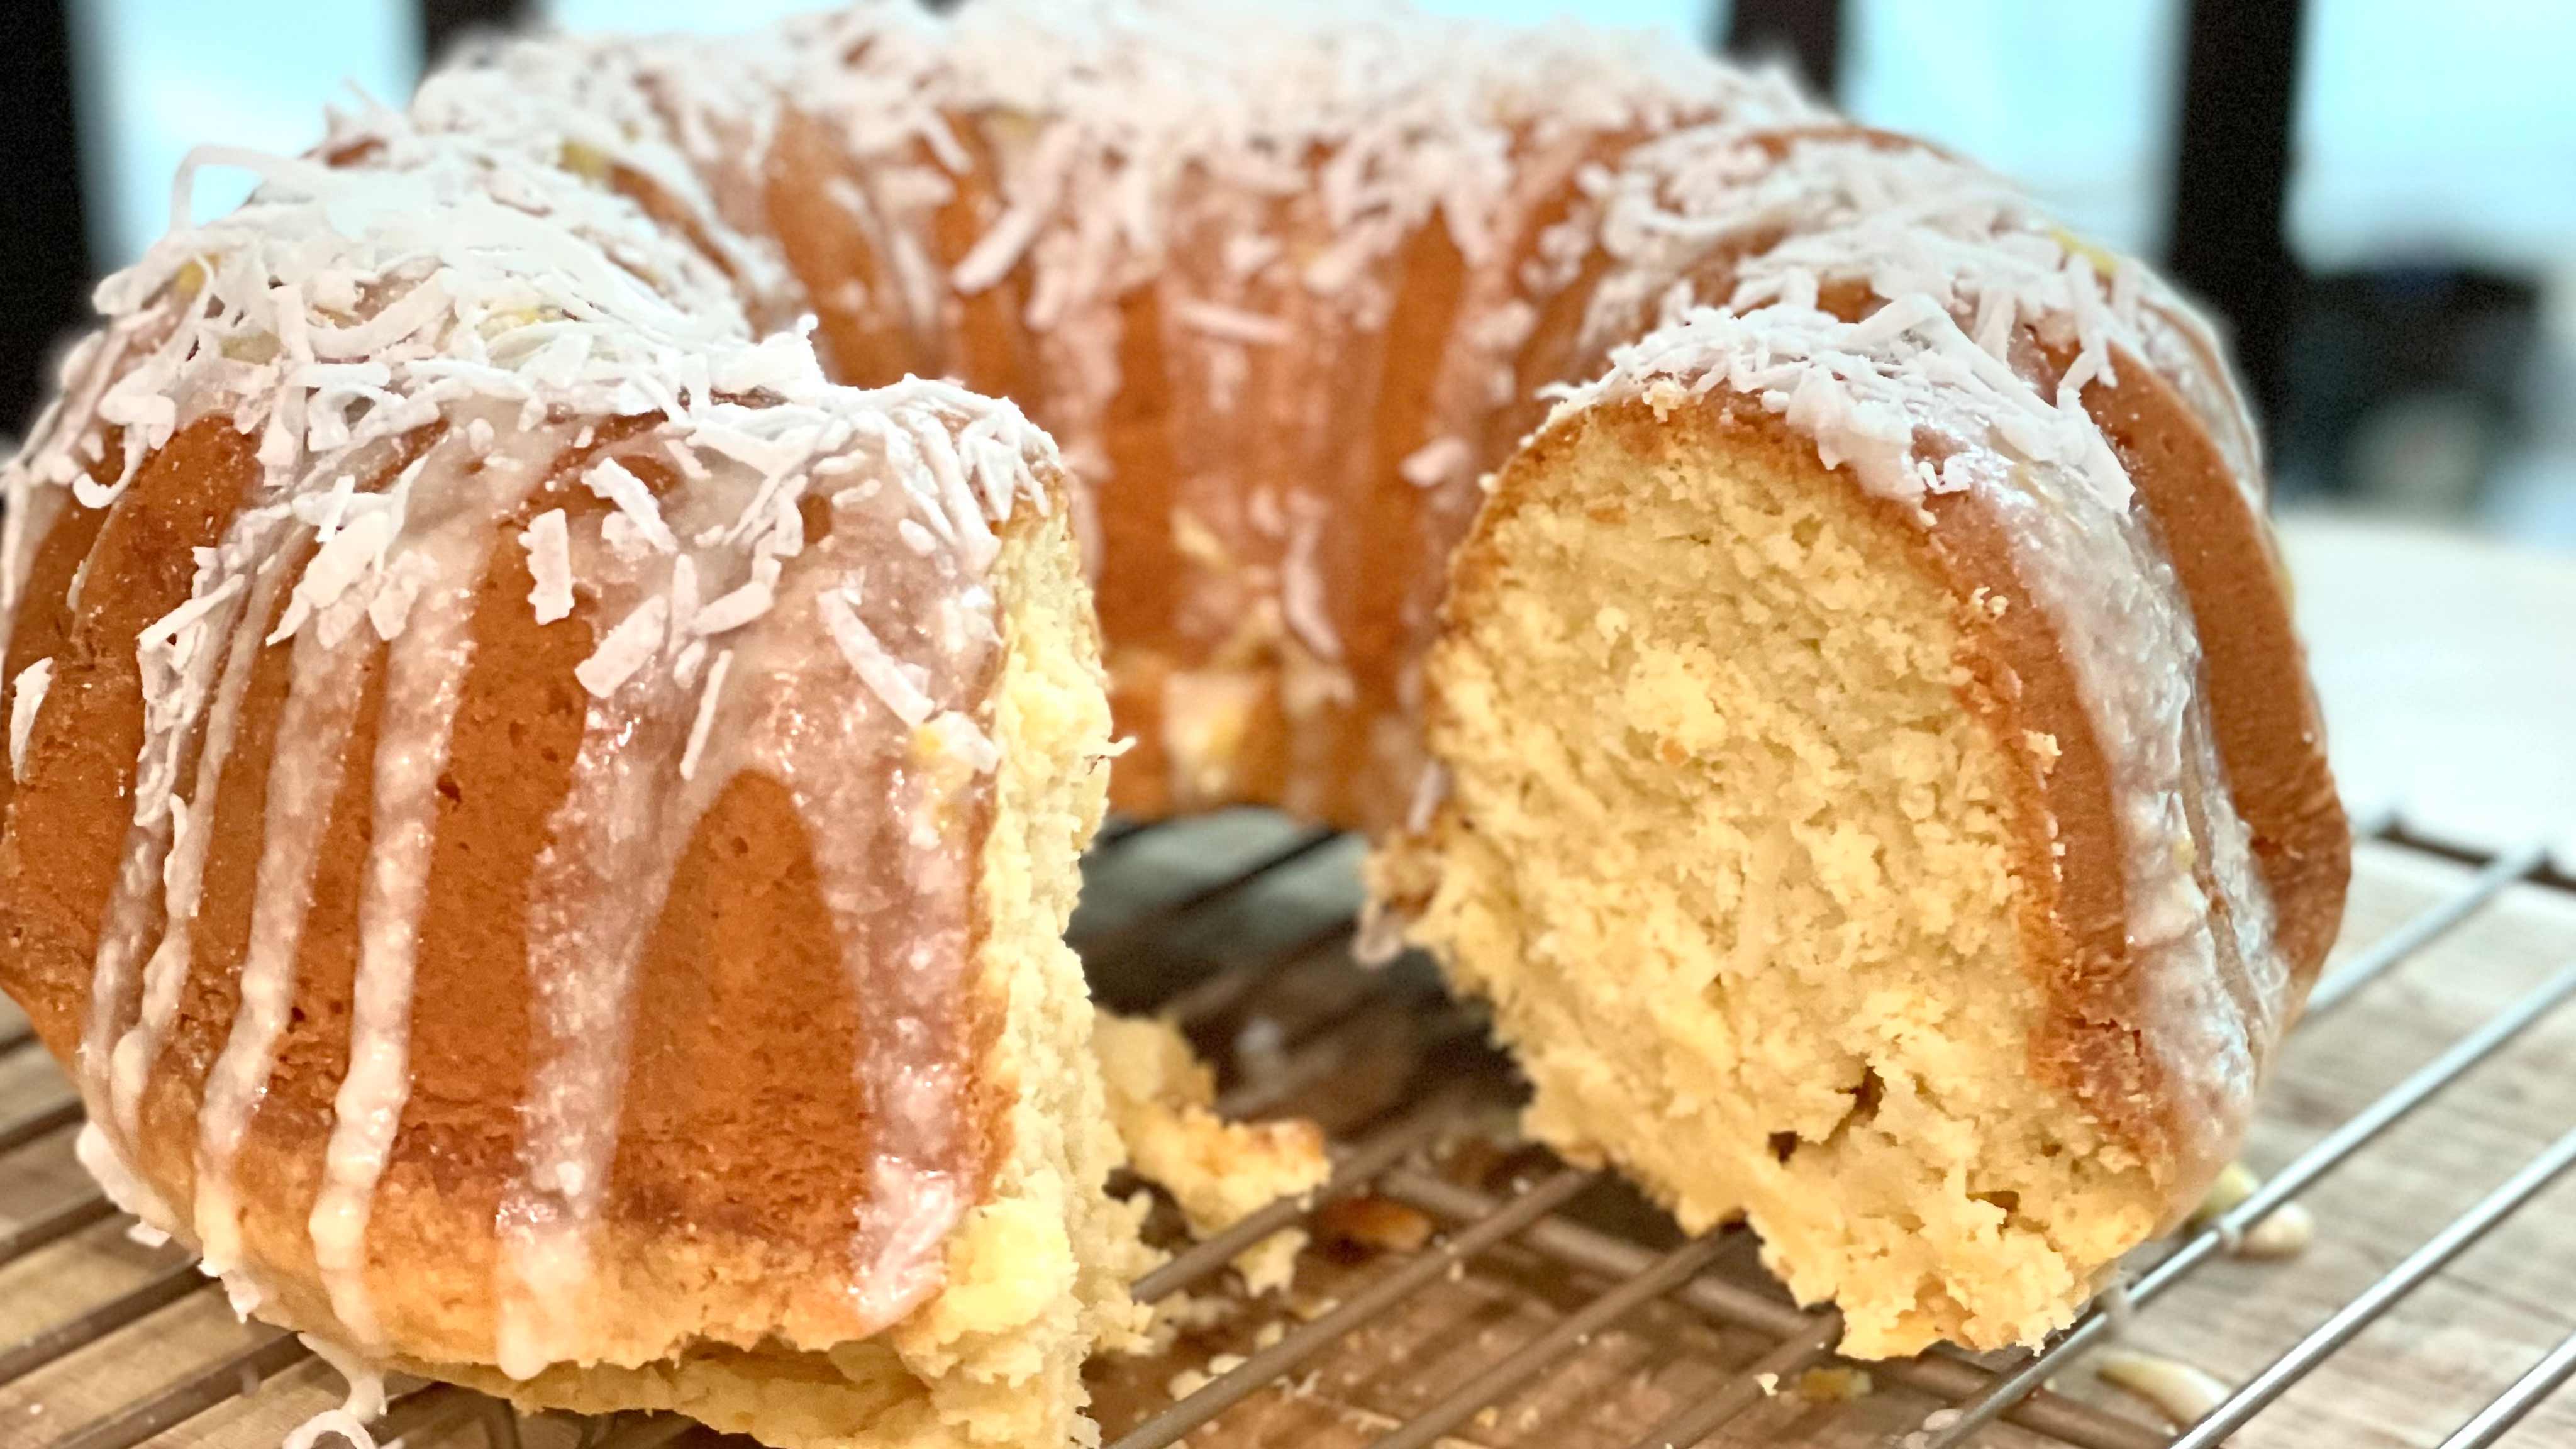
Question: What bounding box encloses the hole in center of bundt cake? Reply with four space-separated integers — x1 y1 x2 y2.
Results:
1399 403 2168 1358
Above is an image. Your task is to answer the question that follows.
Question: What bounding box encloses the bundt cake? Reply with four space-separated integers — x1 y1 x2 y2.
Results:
0 0 2347 1443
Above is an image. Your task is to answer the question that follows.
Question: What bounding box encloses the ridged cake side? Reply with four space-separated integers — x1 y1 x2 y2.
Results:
0 0 2344 1422
0 23 1145 1442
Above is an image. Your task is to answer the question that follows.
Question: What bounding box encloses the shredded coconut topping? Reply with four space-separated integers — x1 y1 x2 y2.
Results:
1 0 2282 1392
4 1 1067 1374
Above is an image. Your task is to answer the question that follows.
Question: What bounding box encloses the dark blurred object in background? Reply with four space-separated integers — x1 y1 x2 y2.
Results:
0 3 93 442
2168 0 2301 431
2282 269 2542 518
1 0 2569 548
424 0 535 60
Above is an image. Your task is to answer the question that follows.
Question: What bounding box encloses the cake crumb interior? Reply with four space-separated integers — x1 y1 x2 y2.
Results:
1391 411 2165 1357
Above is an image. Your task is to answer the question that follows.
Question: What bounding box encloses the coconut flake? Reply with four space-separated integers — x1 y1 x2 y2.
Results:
598 513 652 562
365 561 421 641
910 416 997 569
519 509 574 623
817 586 933 726
582 458 678 553
666 554 701 638
1399 436 1471 488
670 637 708 689
1280 512 1341 660
679 648 732 780
692 577 775 636
1174 298 1292 347
573 596 667 698
9 658 54 782
269 511 394 645
663 437 710 480
952 202 1047 296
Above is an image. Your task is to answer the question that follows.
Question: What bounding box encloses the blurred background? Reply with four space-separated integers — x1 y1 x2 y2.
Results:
8 0 2576 545
0 0 2568 847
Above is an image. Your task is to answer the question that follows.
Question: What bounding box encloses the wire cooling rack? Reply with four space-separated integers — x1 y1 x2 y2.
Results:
0 811 2570 1449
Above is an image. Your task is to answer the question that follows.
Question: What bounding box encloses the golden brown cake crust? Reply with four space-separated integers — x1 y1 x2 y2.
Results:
0 0 2342 1424
3 424 248 1064
2075 347 2350 986
0 420 1032 1369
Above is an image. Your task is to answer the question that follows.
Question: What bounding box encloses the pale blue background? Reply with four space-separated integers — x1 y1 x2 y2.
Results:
66 1 2576 542
77 1 2576 273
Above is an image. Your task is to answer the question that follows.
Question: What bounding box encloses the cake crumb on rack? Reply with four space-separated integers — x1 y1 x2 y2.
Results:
1794 1366 1874 1402
1318 1193 1438 1253
1099 1014 1331 1294
1290 1294 1341 1322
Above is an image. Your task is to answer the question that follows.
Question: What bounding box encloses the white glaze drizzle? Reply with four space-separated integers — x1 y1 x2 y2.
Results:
193 624 373 1297
492 635 694 1379
313 425 543 1348
284 1333 389 1449
107 541 295 1144
0 0 1065 1356
0 0 2289 1381
494 397 1028 1374
79 549 265 1155
2094 1348 2230 1426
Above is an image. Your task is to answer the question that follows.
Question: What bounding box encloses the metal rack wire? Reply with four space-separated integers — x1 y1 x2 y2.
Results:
0 813 2570 1449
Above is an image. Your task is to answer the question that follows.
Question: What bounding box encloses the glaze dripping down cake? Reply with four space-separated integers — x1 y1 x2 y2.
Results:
0 1 2345 1445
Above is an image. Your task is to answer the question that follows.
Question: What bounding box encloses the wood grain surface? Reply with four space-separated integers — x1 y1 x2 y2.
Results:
0 817 2569 1449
